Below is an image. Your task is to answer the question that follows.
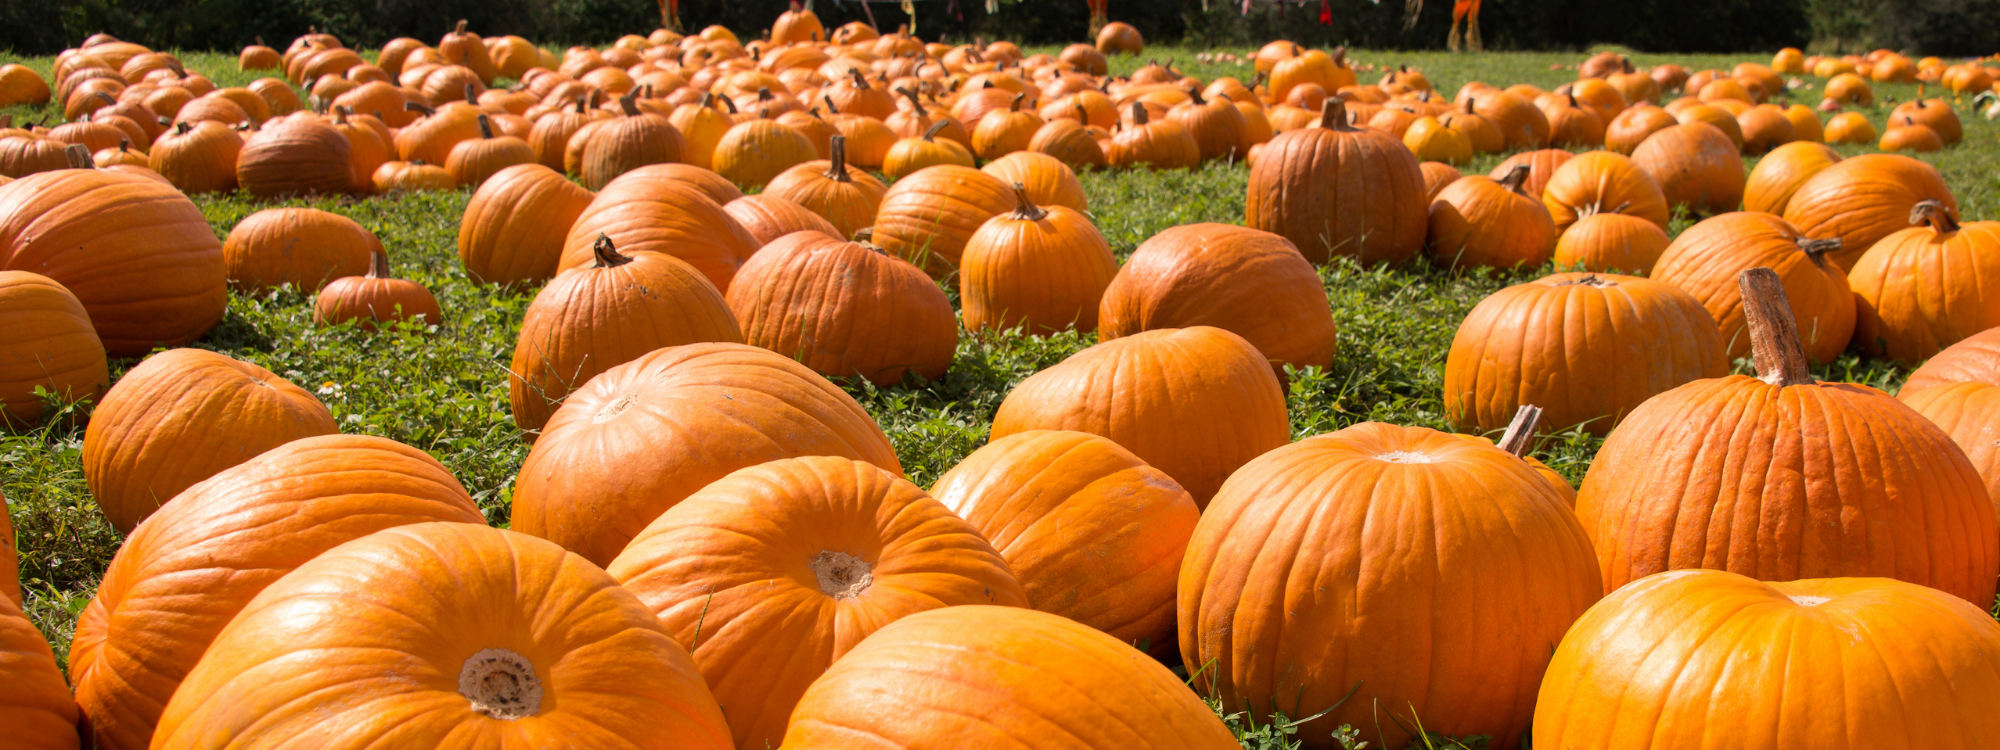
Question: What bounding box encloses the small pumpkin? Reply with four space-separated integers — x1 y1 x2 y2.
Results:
970 92 1045 161
1245 99 1426 265
871 164 1017 278
1099 224 1336 375
222 207 376 294
0 271 107 425
764 135 886 240
1781 153 1957 271
1551 203 1671 274
371 158 455 192
1027 117 1109 170
725 230 956 385
1427 164 1558 270
1540 150 1671 232
1605 102 1678 154
1107 102 1201 171
883 119 975 180
1420 161 1462 202
1878 117 1943 153
1402 115 1473 164
1651 212 1854 364
1823 111 1877 144
1888 96 1961 144
1850 200 2000 364
961 183 1117 336
457 163 595 288
312 252 441 330
1736 103 1796 154
1742 140 1840 214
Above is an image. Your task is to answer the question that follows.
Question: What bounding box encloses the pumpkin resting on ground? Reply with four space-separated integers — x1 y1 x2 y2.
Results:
0 595 77 750
960 183 1117 336
725 230 956 386
312 251 442 330
1098 223 1336 375
1848 200 2000 364
1245 99 1426 265
0 271 107 425
1650 212 1854 364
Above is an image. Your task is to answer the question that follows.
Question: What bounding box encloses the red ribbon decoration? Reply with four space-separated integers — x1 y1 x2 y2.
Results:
1319 0 1333 25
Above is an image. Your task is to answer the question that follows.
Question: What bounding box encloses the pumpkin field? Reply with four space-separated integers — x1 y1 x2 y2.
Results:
6 12 2000 749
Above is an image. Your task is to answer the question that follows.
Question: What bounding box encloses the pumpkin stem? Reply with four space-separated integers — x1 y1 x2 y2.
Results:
720 95 738 114
477 113 494 139
1794 237 1842 269
1188 85 1206 106
464 83 478 104
454 19 468 34
1464 98 1476 114
1737 267 1816 387
1009 92 1026 112
618 93 640 117
459 648 542 721
574 96 589 114
896 87 927 116
591 234 635 268
849 68 870 90
65 144 91 169
1567 92 1581 109
1497 164 1532 194
822 94 840 114
96 90 116 107
119 137 130 152
406 101 437 117
826 134 851 183
366 251 390 280
1318 98 1355 131
1333 46 1348 67
1009 182 1048 221
175 121 191 135
921 118 948 142
1129 101 1148 126
1612 200 1631 214
1910 199 1960 234
1497 405 1543 456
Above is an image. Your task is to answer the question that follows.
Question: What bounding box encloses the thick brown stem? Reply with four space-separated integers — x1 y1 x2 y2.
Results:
366 251 390 280
849 68 870 90
826 134 851 182
1009 92 1025 112
618 93 640 117
65 144 91 168
1498 405 1542 456
1911 199 1960 235
455 19 468 34
921 118 948 142
592 234 634 268
1009 182 1047 221
1795 237 1841 270
1737 267 1816 387
1130 101 1147 126
822 94 840 114
175 121 191 135
477 113 494 139
720 95 737 114
1319 98 1354 130
1464 98 1476 114
464 83 478 104
1188 85 1206 106
896 87 926 116
406 101 437 117
1497 164 1532 194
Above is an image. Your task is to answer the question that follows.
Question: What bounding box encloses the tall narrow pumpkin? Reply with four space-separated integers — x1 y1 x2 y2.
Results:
764 135 885 240
1781 153 1958 271
457 163 594 287
1246 99 1426 265
1576 268 1998 605
608 456 1026 750
960 183 1117 335
1850 200 2000 364
1181 421 1601 750
1098 223 1336 375
1650 212 1854 364
724 231 956 385
0 271 107 425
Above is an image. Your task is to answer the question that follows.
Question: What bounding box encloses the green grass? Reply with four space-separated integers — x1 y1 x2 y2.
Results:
5 44 1999 748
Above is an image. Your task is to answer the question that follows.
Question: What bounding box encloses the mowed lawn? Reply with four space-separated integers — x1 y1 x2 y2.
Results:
4 45 1999 670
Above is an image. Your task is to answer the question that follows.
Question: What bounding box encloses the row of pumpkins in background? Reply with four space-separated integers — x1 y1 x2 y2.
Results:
6 20 2000 750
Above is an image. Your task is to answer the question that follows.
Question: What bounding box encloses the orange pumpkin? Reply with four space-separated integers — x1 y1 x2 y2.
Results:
1850 201 2000 364
1904 327 2000 393
558 171 758 291
725 231 956 385
1631 122 1744 215
70 435 483 750
222 207 376 293
1782 153 1957 271
151 522 733 749
1 595 77 750
1535 570 2000 749
608 455 1026 749
457 163 595 288
235 116 355 196
0 271 107 425
1577 268 1997 604
764 135 885 240
1540 150 1671 232
1902 381 2000 504
1652 212 1854 364
1100 224 1335 375
961 184 1116 336
991 327 1288 506
1542 93 1606 147
145 121 242 194
722 193 841 246
1107 102 1201 171
971 92 1045 161
513 343 901 566
371 158 455 192
1736 104 1795 154
882 119 975 180
1603 102 1677 154
1879 117 1944 153
1245 99 1425 265
1170 87 1250 162
712 118 818 191
981 151 1087 212
1182 421 1600 750
870 164 1016 278
580 95 686 190
1427 165 1557 270
1488 148 1574 198
312 252 441 330
444 112 535 188
1419 160 1462 201
1889 96 1961 144
1551 204 1671 274
1823 111 1877 145
1782 103 1824 142
1742 140 1840 214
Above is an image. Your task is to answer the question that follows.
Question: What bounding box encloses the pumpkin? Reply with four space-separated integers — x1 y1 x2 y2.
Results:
0 169 226 356
931 430 1196 655
722 194 842 246
0 271 107 425
235 115 356 196
1181 420 1600 750
1782 153 1957 271
1823 111 1877 144
725 230 955 385
529 96 610 169
960 184 1116 336
970 93 1044 161
782 606 1234 748
1743 140 1840 214
1427 165 1557 270
458 163 594 288
1107 102 1201 171
1552 204 1671 273
395 100 484 165
1246 100 1426 265
1879 118 1944 153
0 63 53 106
772 1 825 43
324 107 390 192
1463 89 1550 149
1446 272 1728 436
885 87 971 147
1099 224 1335 375
1096 22 1144 55
606 162 743 206
1534 570 2000 749
608 455 1026 749
513 343 901 565
150 522 733 748
1630 122 1743 215
1 134 77 179
1027 117 1109 170
1470 404 1579 505
1487 148 1573 198
441 113 533 188
1540 150 1671 233
1674 103 1747 148
1542 93 1606 147
1825 72 1875 106
579 95 686 190
713 118 818 191
1437 98 1504 154
1902 381 2000 503
1849 200 2000 364
883 119 976 180
1890 97 1962 144
991 327 1287 506
1904 327 2000 393
511 235 741 433
1652 212 1853 364
764 135 885 241
1782 103 1824 142
1578 267 1997 603
1420 161 1462 202
70 435 484 750
982 151 1087 212
1169 87 1248 163
1736 103 1796 154
312 252 440 330
871 164 1017 278
558 172 758 291
0 595 77 750
372 159 455 192
1402 116 1473 164
222 207 376 294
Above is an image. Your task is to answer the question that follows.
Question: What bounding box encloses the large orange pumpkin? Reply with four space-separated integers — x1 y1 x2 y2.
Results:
1850 201 2000 364
1576 268 1998 604
1426 165 1558 270
457 163 594 288
1904 326 2000 393
0 271 107 424
558 170 758 291
1902 381 2000 505
870 164 1016 278
70 435 483 750
1534 570 2000 749
764 135 885 240
1651 212 1854 364
1181 421 1600 750
222 207 376 293
960 184 1115 336
1 595 78 750
0 169 225 357
608 455 1026 750
725 231 956 385
81 348 337 533
1099 223 1335 374
722 194 841 246
235 116 355 196
1539 150 1671 232
991 327 1288 506
1742 140 1840 214
1630 122 1744 215
150 522 734 749
1245 100 1426 265
931 430 1197 654
1782 153 1957 271
513 343 902 566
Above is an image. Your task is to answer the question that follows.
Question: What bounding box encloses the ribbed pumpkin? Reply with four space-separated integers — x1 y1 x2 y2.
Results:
1245 99 1426 265
725 231 956 385
1420 161 1462 201
312 252 441 330
970 93 1044 161
150 522 732 749
1540 150 1671 233
931 430 1196 654
603 162 742 206
235 116 354 196
1099 224 1335 375
981 151 1087 212
713 118 818 191
1169 87 1249 163
1535 570 2000 749
1604 102 1678 153
1181 421 1600 750
0 271 107 425
144 121 240 194
1543 93 1606 147
1 595 77 750
991 327 1287 506
1427 165 1557 270
1902 381 2000 503
513 343 900 565
510 235 741 433
871 164 1016 278
723 194 841 246
781 606 1234 749
1782 153 1958 271
0 169 225 356
1487 148 1572 198
959 183 1115 336
70 435 483 750
1889 96 1961 145
1631 122 1743 215
1743 140 1840 214
1905 327 2000 393
1849 201 2000 364
1402 115 1473 164
457 163 594 288
883 120 975 180
1028 117 1110 170
1578 268 1998 604
580 95 686 190
1446 273 1728 436
442 113 534 188
222 207 375 293
1652 212 1853 364
558 172 758 291
764 135 885 241
1552 204 1671 273
1107 102 1201 171
608 456 1026 750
